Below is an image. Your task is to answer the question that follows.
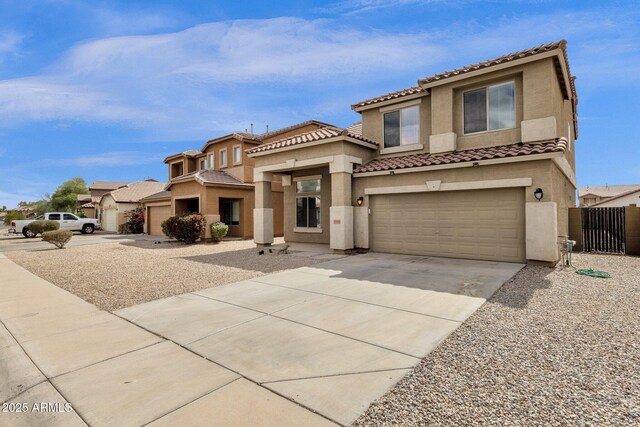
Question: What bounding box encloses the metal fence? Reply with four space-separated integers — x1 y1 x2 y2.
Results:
581 207 626 253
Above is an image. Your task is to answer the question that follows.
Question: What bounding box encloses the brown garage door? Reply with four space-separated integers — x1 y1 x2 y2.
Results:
148 205 171 236
370 188 525 263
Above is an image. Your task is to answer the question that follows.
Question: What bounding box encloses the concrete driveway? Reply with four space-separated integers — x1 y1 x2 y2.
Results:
115 252 523 425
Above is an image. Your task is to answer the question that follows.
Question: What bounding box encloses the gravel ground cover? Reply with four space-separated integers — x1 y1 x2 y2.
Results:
6 239 325 311
354 253 639 426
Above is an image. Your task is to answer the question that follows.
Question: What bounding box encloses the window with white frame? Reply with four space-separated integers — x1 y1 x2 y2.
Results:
296 178 321 228
463 81 515 134
233 146 242 164
208 154 215 169
199 158 206 170
219 149 227 168
383 105 419 148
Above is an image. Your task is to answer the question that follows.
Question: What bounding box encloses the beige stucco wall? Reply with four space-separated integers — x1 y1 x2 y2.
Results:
357 57 575 161
352 159 555 205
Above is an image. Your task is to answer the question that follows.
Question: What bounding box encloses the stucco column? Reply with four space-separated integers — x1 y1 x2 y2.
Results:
254 171 273 245
525 201 558 263
330 171 354 251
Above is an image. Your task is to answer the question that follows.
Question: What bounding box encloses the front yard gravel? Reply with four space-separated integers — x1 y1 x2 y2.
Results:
6 239 326 311
353 253 639 426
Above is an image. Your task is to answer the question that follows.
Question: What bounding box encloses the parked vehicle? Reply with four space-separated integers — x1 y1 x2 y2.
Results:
9 212 101 237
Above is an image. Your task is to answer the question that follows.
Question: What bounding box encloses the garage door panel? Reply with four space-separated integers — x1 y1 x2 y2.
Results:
371 188 525 263
149 205 171 236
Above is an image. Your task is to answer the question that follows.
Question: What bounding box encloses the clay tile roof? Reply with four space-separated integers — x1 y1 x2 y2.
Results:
89 181 128 191
351 86 426 110
167 170 250 188
259 119 335 140
418 40 567 85
139 190 172 202
353 138 568 174
80 202 95 208
246 124 377 155
106 181 167 203
77 194 91 202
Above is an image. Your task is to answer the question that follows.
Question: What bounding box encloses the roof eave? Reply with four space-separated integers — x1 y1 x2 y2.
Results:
247 135 377 158
351 91 428 112
418 49 560 89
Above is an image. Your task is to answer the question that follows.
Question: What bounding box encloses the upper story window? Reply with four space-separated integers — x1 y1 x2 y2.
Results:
233 146 242 164
383 105 419 148
463 81 515 134
219 149 228 168
199 158 206 170
170 162 183 178
208 154 215 169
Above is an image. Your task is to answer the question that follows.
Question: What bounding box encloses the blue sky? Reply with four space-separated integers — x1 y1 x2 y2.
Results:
0 0 638 208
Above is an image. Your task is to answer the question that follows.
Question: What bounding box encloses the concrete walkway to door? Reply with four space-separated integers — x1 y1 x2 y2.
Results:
1 250 522 426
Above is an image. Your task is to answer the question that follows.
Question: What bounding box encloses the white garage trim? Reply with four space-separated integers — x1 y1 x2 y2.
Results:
364 177 533 196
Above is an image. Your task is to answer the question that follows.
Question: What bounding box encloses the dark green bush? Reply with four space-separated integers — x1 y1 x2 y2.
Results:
42 230 72 249
161 213 207 244
210 222 229 242
28 220 60 235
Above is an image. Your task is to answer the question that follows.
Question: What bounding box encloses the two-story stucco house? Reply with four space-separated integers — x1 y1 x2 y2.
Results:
248 41 578 264
146 121 332 239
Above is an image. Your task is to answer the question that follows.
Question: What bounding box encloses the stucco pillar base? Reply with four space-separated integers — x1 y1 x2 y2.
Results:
526 202 558 263
254 208 274 245
354 206 369 249
330 206 354 251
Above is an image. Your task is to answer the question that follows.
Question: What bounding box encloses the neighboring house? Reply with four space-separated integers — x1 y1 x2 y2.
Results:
15 204 38 218
578 184 640 207
99 180 166 232
248 40 579 265
588 187 640 207
153 120 332 238
79 181 129 218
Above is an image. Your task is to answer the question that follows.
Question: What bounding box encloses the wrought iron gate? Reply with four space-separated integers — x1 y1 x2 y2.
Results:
581 207 626 253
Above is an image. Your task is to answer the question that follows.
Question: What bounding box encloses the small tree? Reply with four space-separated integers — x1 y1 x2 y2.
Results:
161 213 207 244
210 222 229 242
42 230 73 249
124 205 145 234
3 211 26 226
49 178 89 213
28 220 60 235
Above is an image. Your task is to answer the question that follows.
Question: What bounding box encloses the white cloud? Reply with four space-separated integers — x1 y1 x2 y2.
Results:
48 151 165 167
0 10 637 139
0 30 25 63
317 0 450 14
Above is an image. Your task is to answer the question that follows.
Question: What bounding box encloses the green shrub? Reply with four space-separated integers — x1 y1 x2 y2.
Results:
42 230 72 249
3 211 26 226
210 222 229 242
28 220 60 235
161 213 207 244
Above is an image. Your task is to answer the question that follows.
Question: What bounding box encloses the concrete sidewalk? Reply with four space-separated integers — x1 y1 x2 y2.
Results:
0 253 336 427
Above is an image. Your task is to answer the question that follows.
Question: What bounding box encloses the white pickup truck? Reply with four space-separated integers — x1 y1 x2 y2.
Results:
10 213 101 237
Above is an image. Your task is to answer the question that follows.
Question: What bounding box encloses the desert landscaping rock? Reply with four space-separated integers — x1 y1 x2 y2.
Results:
6 239 325 311
353 253 640 426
